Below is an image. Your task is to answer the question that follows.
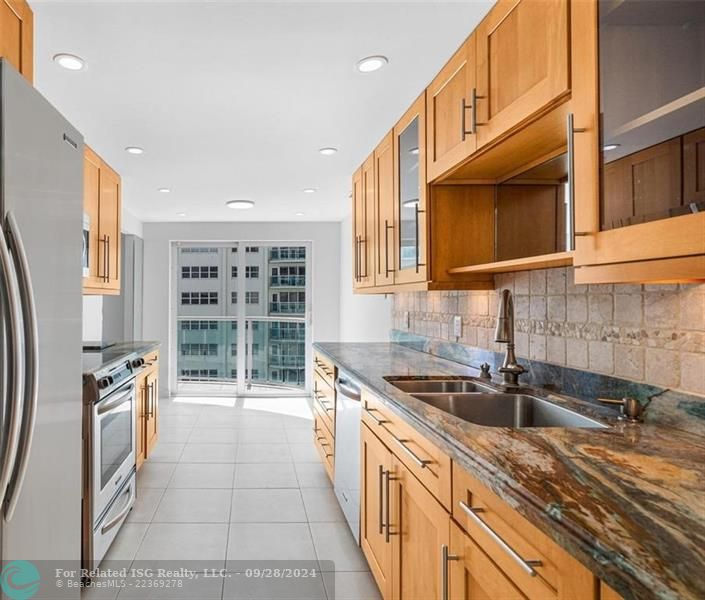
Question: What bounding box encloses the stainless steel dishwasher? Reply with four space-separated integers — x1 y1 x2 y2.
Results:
334 372 362 543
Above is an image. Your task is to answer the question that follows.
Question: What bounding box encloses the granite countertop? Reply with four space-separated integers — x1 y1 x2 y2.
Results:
81 341 161 375
314 342 705 600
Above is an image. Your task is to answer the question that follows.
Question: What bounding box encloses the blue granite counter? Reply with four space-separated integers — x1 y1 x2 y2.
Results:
314 342 705 600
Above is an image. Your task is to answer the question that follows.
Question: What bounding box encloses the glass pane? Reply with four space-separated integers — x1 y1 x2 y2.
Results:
599 1 705 230
101 404 131 489
177 319 236 382
398 117 420 271
248 320 306 389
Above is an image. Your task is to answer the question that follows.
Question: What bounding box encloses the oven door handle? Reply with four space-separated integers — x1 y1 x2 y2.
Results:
97 383 135 416
100 481 135 534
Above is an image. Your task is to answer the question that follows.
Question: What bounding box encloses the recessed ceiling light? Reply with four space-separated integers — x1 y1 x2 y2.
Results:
356 55 388 73
176 212 186 217
319 147 338 156
125 146 144 155
53 53 84 71
409 147 419 155
603 143 620 151
402 198 419 208
158 188 171 193
226 200 255 210
295 212 305 217
303 188 317 194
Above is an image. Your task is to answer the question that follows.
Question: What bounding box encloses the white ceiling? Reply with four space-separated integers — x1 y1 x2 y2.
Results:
31 1 494 222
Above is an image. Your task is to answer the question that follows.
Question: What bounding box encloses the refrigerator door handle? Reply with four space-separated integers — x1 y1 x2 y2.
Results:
4 212 39 522
0 217 25 512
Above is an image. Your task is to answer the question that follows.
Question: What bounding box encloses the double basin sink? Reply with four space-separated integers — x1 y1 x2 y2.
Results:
386 377 606 429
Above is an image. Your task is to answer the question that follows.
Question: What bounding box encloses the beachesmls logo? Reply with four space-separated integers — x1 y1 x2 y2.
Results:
0 561 40 600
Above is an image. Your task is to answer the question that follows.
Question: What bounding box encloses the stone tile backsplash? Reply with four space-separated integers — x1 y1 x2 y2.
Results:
391 267 705 396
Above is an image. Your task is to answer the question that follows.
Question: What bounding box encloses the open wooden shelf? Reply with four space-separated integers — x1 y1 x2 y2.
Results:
447 251 573 275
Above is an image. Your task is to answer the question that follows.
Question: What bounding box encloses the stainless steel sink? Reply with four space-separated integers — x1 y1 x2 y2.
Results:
411 393 607 429
387 379 495 394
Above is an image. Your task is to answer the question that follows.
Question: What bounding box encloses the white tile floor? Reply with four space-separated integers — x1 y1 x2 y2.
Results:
93 395 380 600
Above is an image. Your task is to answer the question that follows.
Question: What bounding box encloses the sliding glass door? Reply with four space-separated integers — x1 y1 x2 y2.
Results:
173 242 311 396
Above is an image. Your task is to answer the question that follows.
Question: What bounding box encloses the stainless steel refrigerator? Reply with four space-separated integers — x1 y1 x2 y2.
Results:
0 58 83 586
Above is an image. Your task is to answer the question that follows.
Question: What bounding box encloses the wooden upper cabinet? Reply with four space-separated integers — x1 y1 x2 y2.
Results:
426 34 477 182
684 128 705 205
0 0 33 83
352 155 376 289
360 423 393 599
83 145 122 295
394 93 428 285
475 0 570 149
374 131 395 287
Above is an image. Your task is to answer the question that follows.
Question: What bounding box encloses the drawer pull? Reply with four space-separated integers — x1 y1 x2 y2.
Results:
364 407 389 427
459 501 542 577
441 544 459 600
392 437 432 469
378 465 384 535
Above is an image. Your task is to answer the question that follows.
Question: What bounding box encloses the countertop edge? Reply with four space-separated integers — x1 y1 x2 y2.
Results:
82 341 161 375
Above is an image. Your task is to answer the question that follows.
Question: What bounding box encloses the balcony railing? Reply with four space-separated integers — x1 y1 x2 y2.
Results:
270 275 306 287
269 249 306 262
269 302 306 314
268 355 306 368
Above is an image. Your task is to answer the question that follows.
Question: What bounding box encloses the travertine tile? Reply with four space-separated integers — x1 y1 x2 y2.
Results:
514 271 530 295
530 296 547 320
614 294 643 326
615 346 645 381
589 341 614 374
547 295 566 321
566 338 588 368
566 268 587 294
530 334 547 361
546 268 566 295
567 295 588 323
679 290 705 331
514 295 530 320
546 336 566 365
679 352 705 394
515 331 529 358
588 294 613 324
645 293 680 329
645 348 680 388
530 270 547 295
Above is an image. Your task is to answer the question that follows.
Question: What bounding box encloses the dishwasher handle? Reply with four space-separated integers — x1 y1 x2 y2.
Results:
335 377 361 402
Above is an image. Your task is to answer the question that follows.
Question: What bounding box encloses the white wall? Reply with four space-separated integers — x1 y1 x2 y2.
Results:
339 215 392 342
81 208 143 341
142 221 341 394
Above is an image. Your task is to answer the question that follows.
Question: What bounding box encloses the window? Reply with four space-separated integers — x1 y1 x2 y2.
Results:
180 320 217 331
181 247 217 254
181 343 218 356
181 369 218 378
230 369 237 378
231 292 238 304
245 291 260 304
245 266 259 279
181 266 218 279
231 343 237 357
249 369 259 378
231 266 238 278
245 246 259 253
269 246 306 261
181 292 218 305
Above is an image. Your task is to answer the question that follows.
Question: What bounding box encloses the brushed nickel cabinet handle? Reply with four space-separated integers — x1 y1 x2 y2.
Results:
441 544 459 600
384 469 392 543
392 436 432 470
384 220 395 277
414 205 426 273
364 406 389 427
566 112 589 249
458 501 542 577
378 465 385 535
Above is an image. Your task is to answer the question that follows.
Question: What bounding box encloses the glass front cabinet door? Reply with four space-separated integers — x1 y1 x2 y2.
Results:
394 93 428 285
573 0 705 283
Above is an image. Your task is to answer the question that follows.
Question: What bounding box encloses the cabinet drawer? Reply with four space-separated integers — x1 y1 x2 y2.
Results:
313 391 335 438
313 352 335 387
313 371 335 432
361 390 451 510
452 464 596 600
313 414 334 481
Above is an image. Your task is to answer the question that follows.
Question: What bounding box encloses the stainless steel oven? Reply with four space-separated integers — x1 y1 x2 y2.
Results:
92 379 136 519
82 358 137 571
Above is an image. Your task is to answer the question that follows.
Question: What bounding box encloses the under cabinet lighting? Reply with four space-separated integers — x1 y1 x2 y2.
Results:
356 55 388 73
603 144 620 151
53 53 85 71
226 200 255 210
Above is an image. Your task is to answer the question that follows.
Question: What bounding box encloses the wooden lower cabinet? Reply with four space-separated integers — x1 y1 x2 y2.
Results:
361 423 393 598
390 456 450 600
448 519 524 600
135 353 160 470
